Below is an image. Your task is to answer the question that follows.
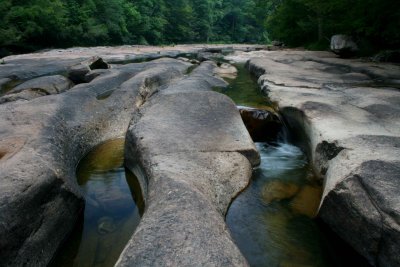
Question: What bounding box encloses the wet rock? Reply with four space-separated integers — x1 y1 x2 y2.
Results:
97 217 117 235
330 34 359 57
238 106 282 142
261 181 299 204
290 185 322 218
246 50 400 266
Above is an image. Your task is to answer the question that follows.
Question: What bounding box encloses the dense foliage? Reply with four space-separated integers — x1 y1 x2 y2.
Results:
0 0 398 55
265 0 400 52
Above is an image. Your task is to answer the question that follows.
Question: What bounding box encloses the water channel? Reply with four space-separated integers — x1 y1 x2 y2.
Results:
218 63 370 267
51 60 369 267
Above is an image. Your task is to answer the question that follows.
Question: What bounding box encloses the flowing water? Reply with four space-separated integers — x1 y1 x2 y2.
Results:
51 139 144 267
226 142 329 267
218 63 370 267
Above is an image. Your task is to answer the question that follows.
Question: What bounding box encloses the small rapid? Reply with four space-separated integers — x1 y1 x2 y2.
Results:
218 61 368 267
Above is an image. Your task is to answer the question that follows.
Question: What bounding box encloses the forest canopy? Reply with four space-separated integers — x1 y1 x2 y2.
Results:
0 0 399 55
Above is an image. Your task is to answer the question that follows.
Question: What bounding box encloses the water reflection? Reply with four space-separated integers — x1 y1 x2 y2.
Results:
51 139 143 267
226 142 327 267
213 64 272 108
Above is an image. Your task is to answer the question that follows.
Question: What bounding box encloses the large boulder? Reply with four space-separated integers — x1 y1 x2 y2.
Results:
242 50 400 266
330 34 359 57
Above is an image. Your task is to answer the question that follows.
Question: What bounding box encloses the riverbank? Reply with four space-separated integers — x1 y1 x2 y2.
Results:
0 45 399 266
227 49 400 266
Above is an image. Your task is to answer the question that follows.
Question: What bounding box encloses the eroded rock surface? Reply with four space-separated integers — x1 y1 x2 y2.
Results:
119 60 259 266
0 45 262 266
0 75 74 104
0 55 188 266
234 49 400 266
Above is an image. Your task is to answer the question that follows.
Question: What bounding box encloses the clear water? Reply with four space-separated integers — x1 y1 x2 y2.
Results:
51 139 144 267
220 62 370 267
213 64 273 109
226 143 328 267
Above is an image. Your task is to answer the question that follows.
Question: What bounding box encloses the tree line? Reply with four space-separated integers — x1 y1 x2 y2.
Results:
0 0 267 54
0 0 398 55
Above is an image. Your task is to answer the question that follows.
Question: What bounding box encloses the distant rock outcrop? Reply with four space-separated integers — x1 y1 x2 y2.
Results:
330 34 359 57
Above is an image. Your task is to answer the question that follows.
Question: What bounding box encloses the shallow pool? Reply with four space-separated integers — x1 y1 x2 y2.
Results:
226 142 329 267
51 139 144 267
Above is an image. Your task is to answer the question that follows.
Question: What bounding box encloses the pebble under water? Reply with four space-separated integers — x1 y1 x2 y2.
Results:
51 139 144 267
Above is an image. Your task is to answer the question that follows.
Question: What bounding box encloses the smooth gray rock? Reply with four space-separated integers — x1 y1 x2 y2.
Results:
128 91 259 166
68 56 109 84
0 90 47 104
0 46 265 266
243 50 400 266
117 152 251 267
0 44 266 80
10 74 73 94
330 34 359 57
119 61 258 266
0 58 190 266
